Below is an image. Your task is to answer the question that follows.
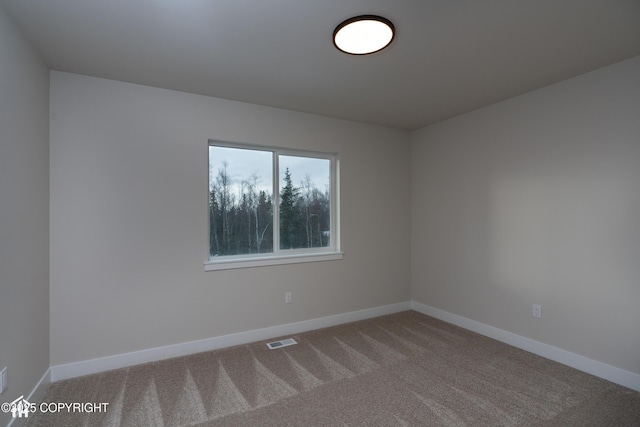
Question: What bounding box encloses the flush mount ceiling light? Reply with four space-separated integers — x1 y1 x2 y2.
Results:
333 15 395 55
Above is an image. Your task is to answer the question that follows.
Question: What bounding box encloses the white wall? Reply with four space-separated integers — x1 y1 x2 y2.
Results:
49 72 411 366
411 56 640 374
0 6 50 425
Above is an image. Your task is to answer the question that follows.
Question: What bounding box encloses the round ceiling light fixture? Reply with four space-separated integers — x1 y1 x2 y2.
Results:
333 15 395 55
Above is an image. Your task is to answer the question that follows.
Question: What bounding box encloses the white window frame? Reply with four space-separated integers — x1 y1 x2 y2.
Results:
205 140 342 271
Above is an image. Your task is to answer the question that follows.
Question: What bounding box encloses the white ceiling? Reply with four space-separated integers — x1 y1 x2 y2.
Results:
2 0 640 130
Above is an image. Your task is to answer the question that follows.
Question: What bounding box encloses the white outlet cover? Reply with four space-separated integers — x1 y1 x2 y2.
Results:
532 304 542 318
1 367 7 393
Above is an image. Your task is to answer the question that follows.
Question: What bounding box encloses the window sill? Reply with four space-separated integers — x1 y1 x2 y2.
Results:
204 251 344 271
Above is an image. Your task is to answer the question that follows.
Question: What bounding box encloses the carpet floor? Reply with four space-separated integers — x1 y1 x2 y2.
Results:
25 311 640 426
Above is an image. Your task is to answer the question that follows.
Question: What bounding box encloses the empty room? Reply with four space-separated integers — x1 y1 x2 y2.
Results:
1 1 639 426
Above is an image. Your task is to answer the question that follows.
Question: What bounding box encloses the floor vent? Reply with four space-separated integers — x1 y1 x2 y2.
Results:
266 338 297 350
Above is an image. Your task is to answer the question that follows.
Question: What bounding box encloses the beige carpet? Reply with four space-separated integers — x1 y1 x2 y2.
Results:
26 311 640 426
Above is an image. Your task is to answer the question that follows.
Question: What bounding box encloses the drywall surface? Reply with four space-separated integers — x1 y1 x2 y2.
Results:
411 56 640 374
49 72 411 365
0 6 50 425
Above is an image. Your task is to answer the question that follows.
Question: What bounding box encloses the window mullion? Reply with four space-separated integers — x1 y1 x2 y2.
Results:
272 151 280 253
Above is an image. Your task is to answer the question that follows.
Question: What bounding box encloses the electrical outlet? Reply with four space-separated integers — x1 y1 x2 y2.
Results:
1 367 7 394
532 304 542 319
285 292 292 304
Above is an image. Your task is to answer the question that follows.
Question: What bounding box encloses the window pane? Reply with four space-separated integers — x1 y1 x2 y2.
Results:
279 155 331 250
209 146 273 256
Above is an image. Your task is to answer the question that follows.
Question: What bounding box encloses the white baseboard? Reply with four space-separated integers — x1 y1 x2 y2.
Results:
50 301 411 382
411 301 640 393
47 300 640 394
6 368 50 427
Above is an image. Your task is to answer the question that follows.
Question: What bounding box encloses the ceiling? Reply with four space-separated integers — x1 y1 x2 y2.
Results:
2 0 640 130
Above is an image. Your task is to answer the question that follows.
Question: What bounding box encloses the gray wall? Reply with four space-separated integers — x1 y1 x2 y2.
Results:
411 56 640 374
49 72 411 366
0 6 50 426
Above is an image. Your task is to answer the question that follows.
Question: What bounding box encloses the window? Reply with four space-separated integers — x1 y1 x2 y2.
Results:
205 141 341 270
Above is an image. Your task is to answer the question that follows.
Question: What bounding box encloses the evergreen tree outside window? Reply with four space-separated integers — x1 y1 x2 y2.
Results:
207 141 340 270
